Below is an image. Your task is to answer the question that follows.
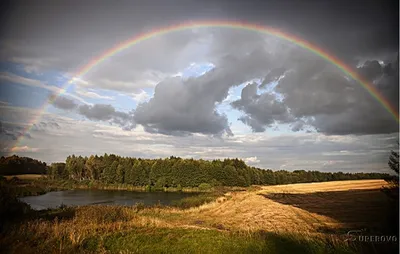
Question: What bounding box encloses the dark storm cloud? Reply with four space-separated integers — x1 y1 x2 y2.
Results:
2 0 397 71
232 52 399 135
133 47 275 136
0 121 31 140
219 0 398 63
49 96 136 130
51 96 78 110
31 121 61 132
134 77 232 136
259 67 286 88
231 82 291 132
78 104 116 121
78 104 136 131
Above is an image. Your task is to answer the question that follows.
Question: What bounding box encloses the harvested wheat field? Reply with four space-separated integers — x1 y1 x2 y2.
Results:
156 179 392 235
4 174 45 180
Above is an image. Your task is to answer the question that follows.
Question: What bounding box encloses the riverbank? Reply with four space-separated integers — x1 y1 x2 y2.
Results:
1 180 396 254
1 175 236 211
1 175 246 198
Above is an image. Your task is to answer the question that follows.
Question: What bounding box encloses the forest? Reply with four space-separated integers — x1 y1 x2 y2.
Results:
0 154 390 188
0 155 47 175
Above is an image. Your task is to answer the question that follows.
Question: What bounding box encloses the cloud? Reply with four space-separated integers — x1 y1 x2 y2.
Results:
259 67 286 88
244 156 260 165
133 76 232 136
133 47 275 136
231 82 291 132
50 94 78 110
78 104 136 130
74 86 114 100
0 104 397 173
3 104 397 173
48 94 136 130
31 121 61 132
131 90 150 103
231 49 399 135
0 121 31 141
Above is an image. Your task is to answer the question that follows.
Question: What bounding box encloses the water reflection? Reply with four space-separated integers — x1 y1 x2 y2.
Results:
20 189 197 210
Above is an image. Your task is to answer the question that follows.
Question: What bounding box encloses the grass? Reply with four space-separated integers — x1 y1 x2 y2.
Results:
98 228 357 254
171 187 230 209
0 209 357 254
0 179 397 253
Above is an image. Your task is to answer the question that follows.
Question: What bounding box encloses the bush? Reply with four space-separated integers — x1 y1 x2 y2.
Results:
0 184 31 228
210 179 222 187
74 206 134 224
198 183 212 191
133 202 146 211
172 195 215 209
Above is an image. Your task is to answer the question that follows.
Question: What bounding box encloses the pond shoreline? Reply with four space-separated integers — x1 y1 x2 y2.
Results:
19 188 201 211
2 176 243 198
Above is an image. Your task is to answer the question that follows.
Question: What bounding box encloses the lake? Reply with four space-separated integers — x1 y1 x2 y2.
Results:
19 189 197 210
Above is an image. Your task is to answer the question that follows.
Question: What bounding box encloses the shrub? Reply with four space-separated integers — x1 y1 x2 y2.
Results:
198 183 212 191
0 184 31 227
74 206 134 224
133 202 146 211
210 179 222 187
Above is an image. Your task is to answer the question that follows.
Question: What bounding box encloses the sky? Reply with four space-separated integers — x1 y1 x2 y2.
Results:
0 0 398 173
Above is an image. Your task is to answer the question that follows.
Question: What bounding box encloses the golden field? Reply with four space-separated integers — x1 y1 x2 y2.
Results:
164 179 391 233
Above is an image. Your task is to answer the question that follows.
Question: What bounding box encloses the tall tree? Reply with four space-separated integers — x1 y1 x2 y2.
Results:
388 150 399 176
104 161 118 184
116 164 125 184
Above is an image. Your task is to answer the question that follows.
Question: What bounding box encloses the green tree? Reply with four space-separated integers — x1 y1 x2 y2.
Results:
85 155 102 180
104 161 118 184
198 183 212 191
388 150 399 176
382 147 399 200
116 164 125 184
125 163 134 185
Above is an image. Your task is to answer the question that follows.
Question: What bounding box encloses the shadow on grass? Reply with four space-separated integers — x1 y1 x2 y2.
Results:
96 227 357 254
259 189 398 234
34 207 76 221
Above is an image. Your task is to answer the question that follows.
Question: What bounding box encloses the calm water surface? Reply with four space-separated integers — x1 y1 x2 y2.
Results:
20 189 197 210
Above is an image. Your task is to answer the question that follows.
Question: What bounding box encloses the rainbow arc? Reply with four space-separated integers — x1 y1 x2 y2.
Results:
10 20 399 153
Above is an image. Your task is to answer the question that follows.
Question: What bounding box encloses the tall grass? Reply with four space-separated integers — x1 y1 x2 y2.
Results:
0 204 360 254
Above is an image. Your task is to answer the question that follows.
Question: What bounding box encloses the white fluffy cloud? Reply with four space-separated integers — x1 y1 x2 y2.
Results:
74 86 114 100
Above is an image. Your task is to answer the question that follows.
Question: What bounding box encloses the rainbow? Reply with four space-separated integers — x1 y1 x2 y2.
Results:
11 20 399 153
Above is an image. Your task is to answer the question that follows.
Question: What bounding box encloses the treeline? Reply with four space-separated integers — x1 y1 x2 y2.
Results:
0 155 47 175
45 154 390 188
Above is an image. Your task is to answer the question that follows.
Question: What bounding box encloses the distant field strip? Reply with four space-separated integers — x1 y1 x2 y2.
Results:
4 174 46 180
